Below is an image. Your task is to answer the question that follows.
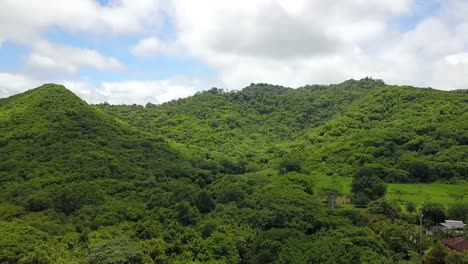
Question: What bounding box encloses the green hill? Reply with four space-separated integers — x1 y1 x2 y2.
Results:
1 80 467 263
97 79 382 172
98 79 468 182
0 84 199 213
0 84 198 177
303 85 468 182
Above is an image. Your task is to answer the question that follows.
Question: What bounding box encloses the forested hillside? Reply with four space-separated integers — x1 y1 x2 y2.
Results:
1 80 468 263
99 78 468 182
303 85 468 182
98 79 392 174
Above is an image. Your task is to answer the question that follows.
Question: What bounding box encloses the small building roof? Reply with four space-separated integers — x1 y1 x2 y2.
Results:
440 220 465 230
444 238 468 252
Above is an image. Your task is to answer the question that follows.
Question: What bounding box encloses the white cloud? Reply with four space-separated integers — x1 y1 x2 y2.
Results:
0 1 151 76
130 37 172 57
157 0 418 89
0 72 201 105
131 37 160 57
123 0 467 91
25 41 123 74
60 81 109 103
96 80 198 104
0 73 43 98
0 0 162 44
3 0 468 104
445 52 468 65
65 78 201 105
432 58 468 90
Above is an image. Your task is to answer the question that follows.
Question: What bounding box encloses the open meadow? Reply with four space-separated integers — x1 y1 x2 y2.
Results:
312 174 468 208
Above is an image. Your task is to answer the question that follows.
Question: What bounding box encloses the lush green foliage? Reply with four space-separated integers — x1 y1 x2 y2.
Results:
448 203 468 222
351 167 387 206
98 78 468 183
0 80 467 263
421 203 447 227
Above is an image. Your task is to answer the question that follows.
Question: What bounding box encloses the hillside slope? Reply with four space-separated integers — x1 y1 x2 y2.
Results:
98 79 386 172
0 83 385 263
0 84 198 213
99 79 468 182
1 81 467 263
302 85 468 181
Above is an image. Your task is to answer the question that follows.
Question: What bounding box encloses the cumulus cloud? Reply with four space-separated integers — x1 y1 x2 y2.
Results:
26 41 123 73
0 1 149 76
0 72 200 105
155 0 417 89
0 0 162 43
0 73 43 98
125 0 466 90
95 79 199 104
445 52 468 65
59 81 110 103
2 0 468 104
130 37 173 57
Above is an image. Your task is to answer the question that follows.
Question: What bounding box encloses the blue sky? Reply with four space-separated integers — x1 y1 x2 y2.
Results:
0 0 467 104
1 21 213 83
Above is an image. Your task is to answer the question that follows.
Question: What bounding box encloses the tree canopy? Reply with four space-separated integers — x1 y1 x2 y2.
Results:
0 80 466 263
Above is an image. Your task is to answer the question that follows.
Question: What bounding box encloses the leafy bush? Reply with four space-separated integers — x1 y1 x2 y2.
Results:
447 203 468 222
351 168 387 206
367 199 401 219
87 239 145 264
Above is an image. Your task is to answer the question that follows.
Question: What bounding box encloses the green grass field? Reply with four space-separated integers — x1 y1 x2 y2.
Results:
312 174 468 208
386 183 468 206
311 174 352 195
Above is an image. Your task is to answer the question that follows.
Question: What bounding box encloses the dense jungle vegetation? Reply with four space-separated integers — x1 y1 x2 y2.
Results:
1 79 468 263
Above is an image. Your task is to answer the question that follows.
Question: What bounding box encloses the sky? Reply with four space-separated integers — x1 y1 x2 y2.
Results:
1 0 468 104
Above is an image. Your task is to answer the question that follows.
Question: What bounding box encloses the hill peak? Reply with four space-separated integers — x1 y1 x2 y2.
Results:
0 83 86 110
35 83 68 91
26 83 79 100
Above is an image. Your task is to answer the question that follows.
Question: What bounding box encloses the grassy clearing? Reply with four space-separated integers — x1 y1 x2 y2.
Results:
311 174 352 195
386 183 468 207
312 174 468 208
